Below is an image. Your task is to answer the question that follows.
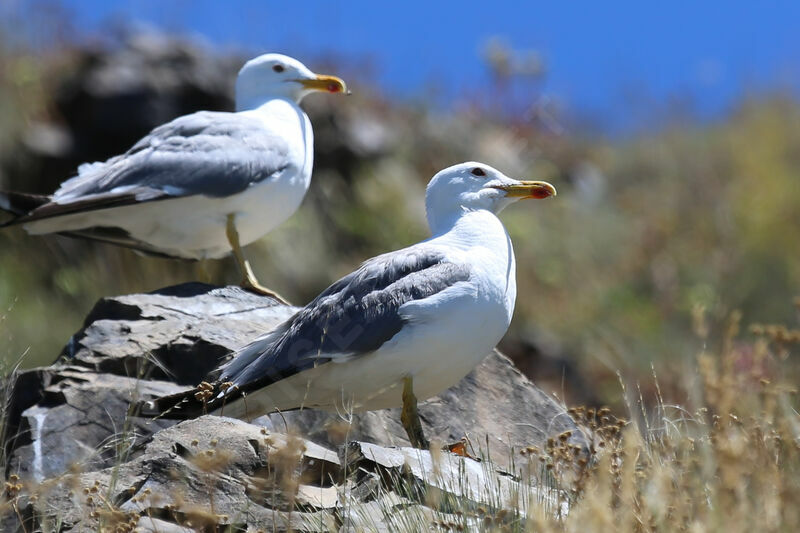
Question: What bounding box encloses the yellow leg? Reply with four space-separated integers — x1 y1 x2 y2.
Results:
225 214 290 304
401 376 430 449
195 259 213 284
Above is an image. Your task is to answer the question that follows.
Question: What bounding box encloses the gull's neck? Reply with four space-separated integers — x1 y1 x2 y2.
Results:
431 209 509 250
236 94 300 113
431 208 517 315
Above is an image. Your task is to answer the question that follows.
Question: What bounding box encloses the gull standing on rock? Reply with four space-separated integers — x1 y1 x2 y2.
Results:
0 54 347 302
139 162 557 448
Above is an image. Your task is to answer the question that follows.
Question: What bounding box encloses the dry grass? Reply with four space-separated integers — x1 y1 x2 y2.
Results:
535 304 800 533
1 301 798 532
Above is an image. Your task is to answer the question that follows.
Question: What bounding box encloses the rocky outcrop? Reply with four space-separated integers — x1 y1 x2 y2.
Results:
2 283 583 531
8 417 565 532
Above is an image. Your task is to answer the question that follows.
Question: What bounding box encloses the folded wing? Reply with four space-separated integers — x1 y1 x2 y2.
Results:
4 111 291 226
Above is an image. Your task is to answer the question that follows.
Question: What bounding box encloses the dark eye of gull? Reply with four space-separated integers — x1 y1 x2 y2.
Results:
272 64 285 73
470 167 487 177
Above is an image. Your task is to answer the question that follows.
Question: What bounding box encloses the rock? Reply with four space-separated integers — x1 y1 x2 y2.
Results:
61 281 296 384
7 369 179 481
338 498 460 532
1 282 583 531
21 417 339 532
131 518 194 533
3 282 584 483
9 416 563 532
500 333 600 406
4 283 296 482
339 440 567 531
343 441 558 514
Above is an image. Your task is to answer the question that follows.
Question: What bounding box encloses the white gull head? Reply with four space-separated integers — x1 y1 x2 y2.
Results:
425 162 557 235
235 53 348 111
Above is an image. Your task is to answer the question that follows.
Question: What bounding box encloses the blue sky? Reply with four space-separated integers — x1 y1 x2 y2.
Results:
14 1 800 130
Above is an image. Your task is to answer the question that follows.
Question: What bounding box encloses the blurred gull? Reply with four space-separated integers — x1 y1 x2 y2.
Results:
0 53 347 302
138 162 557 448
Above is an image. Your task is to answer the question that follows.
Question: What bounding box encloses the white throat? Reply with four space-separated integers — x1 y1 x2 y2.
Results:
236 91 298 113
432 209 508 249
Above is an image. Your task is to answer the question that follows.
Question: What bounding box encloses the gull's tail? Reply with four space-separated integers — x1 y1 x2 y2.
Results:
133 386 209 420
0 190 187 259
0 191 49 226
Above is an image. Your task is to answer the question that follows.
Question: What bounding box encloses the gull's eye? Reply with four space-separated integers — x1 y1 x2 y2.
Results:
272 64 285 73
470 167 487 177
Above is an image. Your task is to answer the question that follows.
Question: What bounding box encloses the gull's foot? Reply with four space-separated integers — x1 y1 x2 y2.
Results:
240 279 290 305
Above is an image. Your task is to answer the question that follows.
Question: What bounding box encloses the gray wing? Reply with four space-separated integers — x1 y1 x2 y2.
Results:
16 111 291 224
219 248 471 395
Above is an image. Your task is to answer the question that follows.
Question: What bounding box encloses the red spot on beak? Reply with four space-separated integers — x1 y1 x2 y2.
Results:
530 188 553 199
328 83 341 93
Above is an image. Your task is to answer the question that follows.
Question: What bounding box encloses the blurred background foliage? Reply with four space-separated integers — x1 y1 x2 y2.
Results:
0 26 798 410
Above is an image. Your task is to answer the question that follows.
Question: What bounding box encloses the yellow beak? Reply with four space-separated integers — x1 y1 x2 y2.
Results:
297 74 348 94
493 180 557 199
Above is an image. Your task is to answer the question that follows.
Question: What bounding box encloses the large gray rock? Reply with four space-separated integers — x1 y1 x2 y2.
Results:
23 417 341 532
4 283 296 481
11 416 564 532
2 283 583 531
4 283 584 482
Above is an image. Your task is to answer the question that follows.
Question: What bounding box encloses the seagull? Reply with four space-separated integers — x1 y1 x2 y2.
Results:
137 162 557 448
0 53 347 302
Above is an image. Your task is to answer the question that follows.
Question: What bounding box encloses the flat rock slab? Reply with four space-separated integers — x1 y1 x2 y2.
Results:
63 282 298 384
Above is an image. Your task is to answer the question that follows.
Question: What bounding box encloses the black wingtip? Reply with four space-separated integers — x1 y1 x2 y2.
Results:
0 191 49 219
131 381 233 420
132 388 207 420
